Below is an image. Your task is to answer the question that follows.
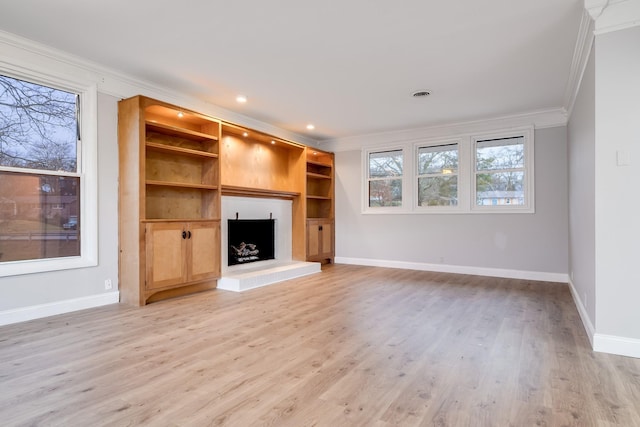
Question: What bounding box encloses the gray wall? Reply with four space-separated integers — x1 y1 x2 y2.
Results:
594 26 640 340
567 43 596 327
0 93 119 310
333 127 568 276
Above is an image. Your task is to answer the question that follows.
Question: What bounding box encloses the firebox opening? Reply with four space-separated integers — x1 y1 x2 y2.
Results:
228 219 275 266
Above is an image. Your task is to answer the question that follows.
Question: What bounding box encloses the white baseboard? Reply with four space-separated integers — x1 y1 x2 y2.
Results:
567 278 595 346
594 334 640 359
0 292 120 326
334 257 569 283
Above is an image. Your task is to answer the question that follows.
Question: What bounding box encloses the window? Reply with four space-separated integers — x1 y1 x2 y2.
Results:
473 133 533 211
366 149 403 208
362 126 534 214
417 143 458 207
0 70 97 276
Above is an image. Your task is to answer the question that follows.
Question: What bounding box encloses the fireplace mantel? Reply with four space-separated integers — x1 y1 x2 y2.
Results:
221 185 300 200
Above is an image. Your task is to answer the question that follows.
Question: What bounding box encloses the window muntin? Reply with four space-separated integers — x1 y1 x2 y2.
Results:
367 149 403 207
474 136 526 207
417 143 458 207
0 73 83 264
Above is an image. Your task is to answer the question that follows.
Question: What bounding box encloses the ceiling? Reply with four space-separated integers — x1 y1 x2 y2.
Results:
0 1 584 141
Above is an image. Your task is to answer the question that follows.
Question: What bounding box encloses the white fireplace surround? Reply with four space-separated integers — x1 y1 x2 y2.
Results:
218 196 320 291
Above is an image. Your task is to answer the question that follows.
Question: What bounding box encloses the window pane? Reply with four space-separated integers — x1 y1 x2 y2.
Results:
369 179 402 207
369 150 402 178
418 176 458 206
0 74 78 173
0 171 80 262
418 144 458 175
476 171 524 206
476 137 524 171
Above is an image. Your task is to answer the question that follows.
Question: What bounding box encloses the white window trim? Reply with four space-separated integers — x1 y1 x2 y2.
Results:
470 127 535 214
0 66 98 277
362 126 535 215
362 146 409 214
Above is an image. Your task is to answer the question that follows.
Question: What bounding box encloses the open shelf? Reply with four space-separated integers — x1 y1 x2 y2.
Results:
307 171 332 180
146 121 218 142
146 142 219 158
146 180 219 190
220 123 305 194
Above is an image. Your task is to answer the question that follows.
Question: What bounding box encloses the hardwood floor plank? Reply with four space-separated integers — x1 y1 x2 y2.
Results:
1 264 640 426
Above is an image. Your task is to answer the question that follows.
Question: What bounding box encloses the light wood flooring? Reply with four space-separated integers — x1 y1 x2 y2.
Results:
1 264 640 426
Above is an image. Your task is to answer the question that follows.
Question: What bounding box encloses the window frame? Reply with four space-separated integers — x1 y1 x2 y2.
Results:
0 65 98 277
362 146 408 213
471 127 535 213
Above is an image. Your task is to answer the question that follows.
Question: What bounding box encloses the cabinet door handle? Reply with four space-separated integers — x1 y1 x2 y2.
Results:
188 231 192 239
182 231 187 239
318 225 323 231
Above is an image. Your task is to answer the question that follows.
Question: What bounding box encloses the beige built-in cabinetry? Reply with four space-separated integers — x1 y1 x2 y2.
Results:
118 96 334 305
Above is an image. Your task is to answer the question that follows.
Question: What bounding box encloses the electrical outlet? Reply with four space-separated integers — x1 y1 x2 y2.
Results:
104 279 113 290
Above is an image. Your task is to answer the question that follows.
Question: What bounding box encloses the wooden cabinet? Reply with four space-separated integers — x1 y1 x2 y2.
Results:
118 96 221 305
145 221 220 290
119 95 336 305
305 149 335 263
307 219 334 262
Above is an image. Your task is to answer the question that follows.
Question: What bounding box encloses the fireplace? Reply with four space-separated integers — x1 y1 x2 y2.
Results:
218 196 320 292
227 219 275 266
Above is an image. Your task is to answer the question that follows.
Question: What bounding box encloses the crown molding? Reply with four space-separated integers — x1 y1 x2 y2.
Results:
0 29 319 147
322 108 567 152
585 0 640 34
564 10 595 118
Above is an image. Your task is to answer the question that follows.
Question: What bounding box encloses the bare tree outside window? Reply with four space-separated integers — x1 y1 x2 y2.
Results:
0 74 80 263
368 150 403 207
417 144 458 207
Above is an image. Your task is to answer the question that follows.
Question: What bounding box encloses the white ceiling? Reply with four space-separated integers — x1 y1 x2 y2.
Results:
0 1 584 141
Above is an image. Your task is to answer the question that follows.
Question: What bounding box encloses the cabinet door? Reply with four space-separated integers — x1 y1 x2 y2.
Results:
187 221 220 282
145 222 187 290
318 220 333 259
307 219 334 262
307 220 321 259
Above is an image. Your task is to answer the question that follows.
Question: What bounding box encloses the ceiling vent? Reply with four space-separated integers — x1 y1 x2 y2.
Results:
412 90 431 98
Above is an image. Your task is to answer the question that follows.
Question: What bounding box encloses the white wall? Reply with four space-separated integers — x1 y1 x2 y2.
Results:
0 92 120 321
594 26 640 348
330 127 568 280
567 43 596 335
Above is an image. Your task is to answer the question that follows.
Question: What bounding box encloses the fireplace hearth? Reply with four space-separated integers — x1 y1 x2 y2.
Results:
228 219 275 266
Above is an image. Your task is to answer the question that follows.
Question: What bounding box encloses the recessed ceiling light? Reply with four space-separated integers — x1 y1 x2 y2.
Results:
306 124 315 130
242 132 249 137
177 111 184 118
271 140 276 145
412 90 431 98
236 95 247 103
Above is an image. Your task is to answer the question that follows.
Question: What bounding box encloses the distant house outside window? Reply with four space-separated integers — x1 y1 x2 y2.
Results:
473 133 533 211
0 74 81 264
